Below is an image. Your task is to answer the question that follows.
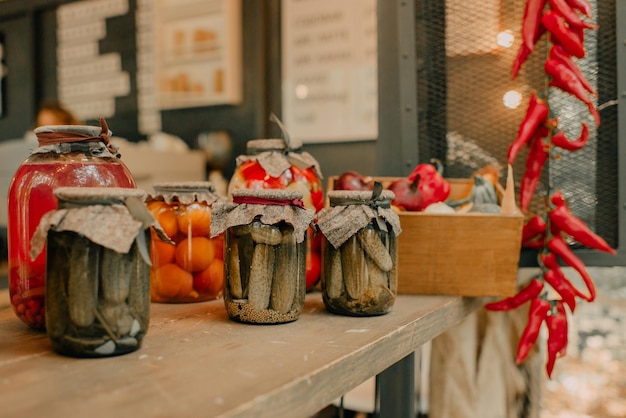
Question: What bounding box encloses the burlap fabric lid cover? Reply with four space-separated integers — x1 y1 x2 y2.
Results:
317 188 402 249
237 138 323 180
150 181 222 205
210 188 315 243
32 121 119 158
30 187 168 261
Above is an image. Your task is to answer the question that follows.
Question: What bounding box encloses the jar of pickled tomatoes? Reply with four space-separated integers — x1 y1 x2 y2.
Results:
228 138 324 290
7 120 136 330
147 182 225 303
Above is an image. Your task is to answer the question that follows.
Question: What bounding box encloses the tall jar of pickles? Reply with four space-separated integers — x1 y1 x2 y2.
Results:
316 185 402 316
30 187 156 357
7 120 136 329
147 182 225 303
227 138 324 290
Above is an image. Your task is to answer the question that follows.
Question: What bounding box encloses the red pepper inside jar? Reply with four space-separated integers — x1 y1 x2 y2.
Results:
228 138 324 290
7 119 136 329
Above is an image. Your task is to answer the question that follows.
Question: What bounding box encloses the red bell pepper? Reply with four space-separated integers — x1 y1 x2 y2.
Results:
407 160 451 208
546 301 569 378
516 297 551 364
549 191 616 254
508 94 550 164
551 123 589 151
545 58 601 127
547 0 597 29
549 44 596 96
520 135 550 212
485 278 544 311
522 0 548 51
542 10 586 58
547 235 596 301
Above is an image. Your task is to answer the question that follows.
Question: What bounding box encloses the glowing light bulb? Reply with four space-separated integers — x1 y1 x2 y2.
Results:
503 90 522 109
497 30 515 48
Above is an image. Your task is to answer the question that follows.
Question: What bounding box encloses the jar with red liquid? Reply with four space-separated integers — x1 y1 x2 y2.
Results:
147 182 225 303
227 138 324 290
7 120 136 329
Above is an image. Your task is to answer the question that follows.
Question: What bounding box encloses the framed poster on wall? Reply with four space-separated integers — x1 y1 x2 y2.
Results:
281 0 378 143
154 0 242 109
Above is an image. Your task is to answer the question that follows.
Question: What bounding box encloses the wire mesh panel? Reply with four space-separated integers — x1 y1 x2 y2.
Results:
414 0 618 253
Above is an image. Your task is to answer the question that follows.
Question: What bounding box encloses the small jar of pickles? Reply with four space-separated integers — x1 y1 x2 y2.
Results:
211 189 315 324
316 184 402 316
146 182 225 303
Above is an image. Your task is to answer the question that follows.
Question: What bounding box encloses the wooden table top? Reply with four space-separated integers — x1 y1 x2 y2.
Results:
0 289 482 418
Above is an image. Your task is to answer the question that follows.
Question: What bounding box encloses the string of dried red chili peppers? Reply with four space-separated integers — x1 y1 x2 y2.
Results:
486 0 616 379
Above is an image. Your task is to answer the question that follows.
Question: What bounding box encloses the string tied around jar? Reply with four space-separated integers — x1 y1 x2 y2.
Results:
232 194 305 209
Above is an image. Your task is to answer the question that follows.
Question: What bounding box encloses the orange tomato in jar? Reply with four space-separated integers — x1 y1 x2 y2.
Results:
174 236 215 273
177 203 212 237
193 258 224 298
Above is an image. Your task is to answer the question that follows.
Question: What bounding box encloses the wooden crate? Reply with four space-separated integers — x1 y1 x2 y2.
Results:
327 177 524 297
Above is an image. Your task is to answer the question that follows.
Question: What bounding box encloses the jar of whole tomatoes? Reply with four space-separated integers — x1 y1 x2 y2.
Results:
7 120 136 330
316 184 402 316
31 187 156 357
228 138 324 290
146 182 225 303
211 189 315 324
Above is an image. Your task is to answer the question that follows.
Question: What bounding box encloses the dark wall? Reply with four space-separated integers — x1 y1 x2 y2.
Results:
0 13 36 139
0 0 413 180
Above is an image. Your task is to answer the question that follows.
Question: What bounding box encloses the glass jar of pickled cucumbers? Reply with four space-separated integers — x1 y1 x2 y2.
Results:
316 185 402 316
31 187 159 357
211 189 315 324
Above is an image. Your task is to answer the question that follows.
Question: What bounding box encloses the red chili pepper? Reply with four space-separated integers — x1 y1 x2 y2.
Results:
522 0 547 51
520 136 550 212
541 252 587 310
549 44 596 96
549 191 616 254
523 237 546 249
485 278 544 311
546 301 568 378
512 25 546 79
551 123 589 151
516 297 551 364
542 10 586 58
522 215 547 242
545 58 601 127
565 0 592 17
547 0 597 28
547 235 596 301
508 94 550 164
407 159 451 208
